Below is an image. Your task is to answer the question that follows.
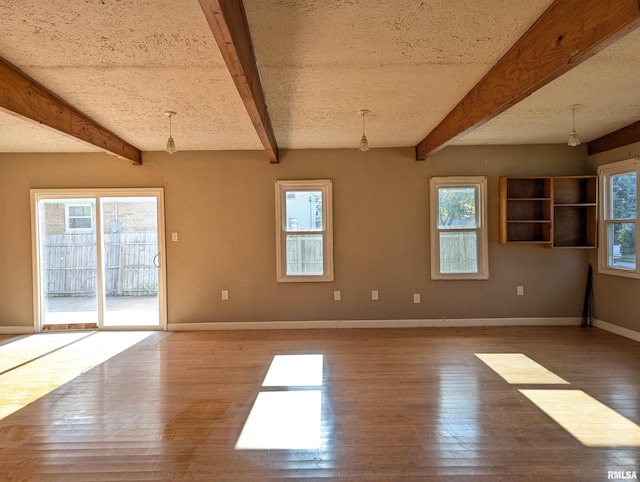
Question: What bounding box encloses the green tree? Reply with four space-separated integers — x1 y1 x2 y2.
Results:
618 224 636 255
438 188 475 227
612 172 636 219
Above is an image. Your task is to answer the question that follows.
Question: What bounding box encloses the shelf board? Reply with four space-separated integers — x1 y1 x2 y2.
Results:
554 203 597 207
506 240 552 244
506 220 551 223
553 245 597 249
507 198 551 201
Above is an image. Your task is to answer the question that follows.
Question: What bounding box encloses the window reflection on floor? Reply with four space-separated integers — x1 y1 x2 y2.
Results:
437 366 481 458
520 389 640 447
236 354 325 450
475 353 569 384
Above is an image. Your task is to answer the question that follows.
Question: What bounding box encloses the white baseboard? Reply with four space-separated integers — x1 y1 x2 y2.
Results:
0 318 583 334
0 326 35 335
168 317 581 331
594 318 640 343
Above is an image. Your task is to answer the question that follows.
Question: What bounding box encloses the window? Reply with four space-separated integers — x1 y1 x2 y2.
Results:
430 176 488 280
598 158 638 278
65 203 93 233
275 180 333 282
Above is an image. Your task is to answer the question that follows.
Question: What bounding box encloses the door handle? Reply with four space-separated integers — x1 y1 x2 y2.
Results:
153 253 161 268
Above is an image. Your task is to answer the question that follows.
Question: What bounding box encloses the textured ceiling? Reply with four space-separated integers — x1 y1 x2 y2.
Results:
243 0 555 149
0 0 261 152
0 0 638 154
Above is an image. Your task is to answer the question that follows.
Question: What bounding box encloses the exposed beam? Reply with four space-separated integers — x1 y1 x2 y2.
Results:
0 56 141 165
416 0 640 159
588 120 640 155
199 0 279 164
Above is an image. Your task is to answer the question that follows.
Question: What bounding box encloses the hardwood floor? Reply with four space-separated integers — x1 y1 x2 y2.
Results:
0 326 639 481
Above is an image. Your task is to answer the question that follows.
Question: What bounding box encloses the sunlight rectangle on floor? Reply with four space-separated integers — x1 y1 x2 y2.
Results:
520 389 640 447
235 390 322 450
476 353 569 384
262 354 324 387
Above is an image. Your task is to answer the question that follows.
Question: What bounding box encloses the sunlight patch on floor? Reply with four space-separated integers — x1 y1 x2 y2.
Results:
520 389 640 447
235 390 322 450
236 354 325 450
0 332 92 374
262 354 324 387
0 331 153 420
475 353 569 385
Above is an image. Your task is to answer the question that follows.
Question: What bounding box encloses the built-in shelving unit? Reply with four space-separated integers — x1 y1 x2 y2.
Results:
499 176 597 248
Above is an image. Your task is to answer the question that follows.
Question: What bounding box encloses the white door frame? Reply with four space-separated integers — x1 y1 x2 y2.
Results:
30 188 168 332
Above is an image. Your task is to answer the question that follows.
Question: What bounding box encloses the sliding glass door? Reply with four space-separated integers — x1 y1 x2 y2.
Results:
32 189 166 331
100 196 160 327
36 197 99 328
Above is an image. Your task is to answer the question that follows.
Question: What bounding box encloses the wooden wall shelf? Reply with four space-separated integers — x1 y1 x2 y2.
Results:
499 176 597 248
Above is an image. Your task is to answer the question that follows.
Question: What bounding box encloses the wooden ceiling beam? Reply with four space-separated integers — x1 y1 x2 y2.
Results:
199 0 279 164
0 56 141 165
416 0 640 160
588 119 640 155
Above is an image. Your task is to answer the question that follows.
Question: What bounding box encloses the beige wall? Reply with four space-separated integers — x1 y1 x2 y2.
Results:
0 145 590 328
588 141 640 332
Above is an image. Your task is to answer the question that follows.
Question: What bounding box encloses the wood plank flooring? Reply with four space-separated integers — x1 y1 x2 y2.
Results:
0 326 639 481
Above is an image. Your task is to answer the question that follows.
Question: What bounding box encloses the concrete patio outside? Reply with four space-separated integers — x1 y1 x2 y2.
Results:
44 296 159 327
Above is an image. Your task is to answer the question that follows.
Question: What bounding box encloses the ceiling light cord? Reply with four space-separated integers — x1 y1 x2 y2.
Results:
165 111 177 154
568 104 581 147
358 109 370 152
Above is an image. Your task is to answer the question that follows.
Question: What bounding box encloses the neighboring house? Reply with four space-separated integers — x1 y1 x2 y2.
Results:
42 200 157 235
41 200 158 297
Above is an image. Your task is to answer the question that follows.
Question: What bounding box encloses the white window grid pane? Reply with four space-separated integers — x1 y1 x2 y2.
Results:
438 230 479 274
437 187 478 230
65 203 94 233
284 190 323 232
285 234 324 276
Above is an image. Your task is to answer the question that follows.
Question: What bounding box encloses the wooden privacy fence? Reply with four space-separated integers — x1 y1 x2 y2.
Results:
286 235 323 275
44 233 158 296
439 232 478 273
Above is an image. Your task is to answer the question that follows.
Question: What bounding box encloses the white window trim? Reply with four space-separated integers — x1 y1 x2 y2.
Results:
429 176 489 280
65 202 93 234
275 179 334 283
598 158 639 279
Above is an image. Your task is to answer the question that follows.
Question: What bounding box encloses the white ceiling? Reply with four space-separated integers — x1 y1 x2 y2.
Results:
0 0 638 155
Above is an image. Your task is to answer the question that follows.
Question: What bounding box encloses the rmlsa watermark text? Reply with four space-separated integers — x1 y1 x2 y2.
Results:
608 471 638 480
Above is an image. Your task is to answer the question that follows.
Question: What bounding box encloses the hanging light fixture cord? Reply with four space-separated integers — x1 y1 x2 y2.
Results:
358 109 370 152
165 111 177 154
568 104 581 147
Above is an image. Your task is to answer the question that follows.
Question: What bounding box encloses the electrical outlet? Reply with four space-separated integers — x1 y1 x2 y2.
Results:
517 286 524 296
333 291 341 301
371 290 379 301
221 290 229 300
413 293 421 304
